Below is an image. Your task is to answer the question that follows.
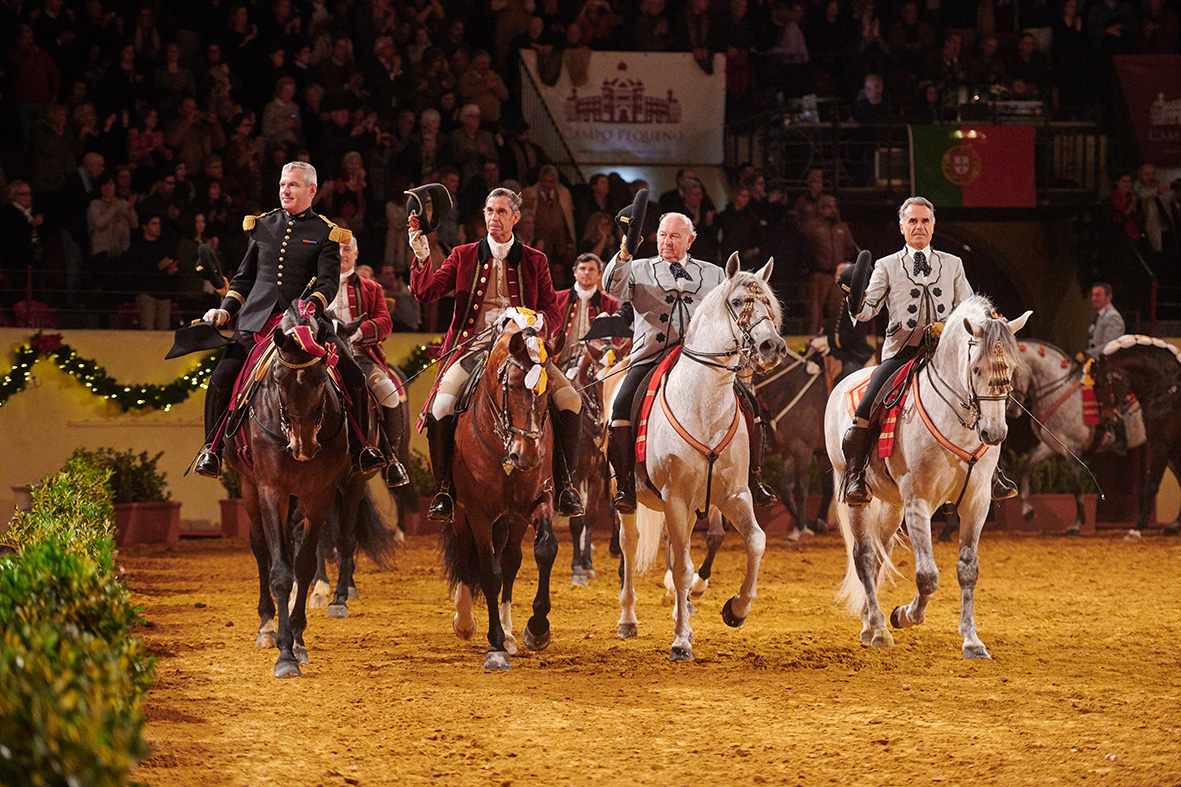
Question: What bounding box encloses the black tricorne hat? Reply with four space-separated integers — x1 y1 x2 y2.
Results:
405 183 453 233
165 321 232 359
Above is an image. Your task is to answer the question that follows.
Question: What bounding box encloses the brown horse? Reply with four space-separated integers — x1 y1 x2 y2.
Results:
1090 336 1181 540
442 320 560 670
225 306 351 677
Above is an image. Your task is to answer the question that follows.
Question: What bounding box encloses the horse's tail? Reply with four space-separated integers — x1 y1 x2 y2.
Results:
834 491 901 616
354 487 396 569
632 503 664 575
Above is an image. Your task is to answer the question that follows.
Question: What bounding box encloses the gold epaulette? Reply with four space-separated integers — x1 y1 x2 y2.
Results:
243 208 280 231
318 214 352 245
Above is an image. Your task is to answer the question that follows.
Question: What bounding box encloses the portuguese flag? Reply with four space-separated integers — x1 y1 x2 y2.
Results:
909 125 1036 208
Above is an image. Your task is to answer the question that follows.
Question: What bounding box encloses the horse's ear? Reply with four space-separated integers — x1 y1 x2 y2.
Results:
963 317 982 337
725 252 740 278
1006 309 1033 334
508 330 526 358
272 326 287 349
755 256 774 282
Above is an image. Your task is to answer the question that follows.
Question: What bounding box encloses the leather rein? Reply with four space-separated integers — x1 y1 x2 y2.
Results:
250 350 345 448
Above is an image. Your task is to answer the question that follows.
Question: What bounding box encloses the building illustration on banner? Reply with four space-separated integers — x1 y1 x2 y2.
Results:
1150 92 1181 127
564 69 682 125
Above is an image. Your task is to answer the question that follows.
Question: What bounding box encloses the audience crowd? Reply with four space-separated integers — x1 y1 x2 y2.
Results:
0 0 1176 331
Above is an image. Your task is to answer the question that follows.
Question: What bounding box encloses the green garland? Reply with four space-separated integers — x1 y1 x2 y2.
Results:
1 332 442 412
0 333 218 413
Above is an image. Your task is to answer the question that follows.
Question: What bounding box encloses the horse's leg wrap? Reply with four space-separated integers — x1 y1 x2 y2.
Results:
842 424 873 506
195 383 232 478
426 414 457 522
380 405 409 488
552 408 585 517
608 424 636 514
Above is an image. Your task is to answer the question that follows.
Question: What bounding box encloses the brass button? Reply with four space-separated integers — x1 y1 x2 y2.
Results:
476 290 483 296
480 277 486 283
288 221 294 226
282 241 287 247
462 331 469 337
278 264 284 269
279 256 285 261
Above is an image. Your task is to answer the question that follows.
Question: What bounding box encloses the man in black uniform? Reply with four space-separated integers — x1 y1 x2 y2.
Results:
193 161 384 478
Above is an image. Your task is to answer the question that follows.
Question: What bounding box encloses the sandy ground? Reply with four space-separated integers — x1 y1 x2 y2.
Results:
121 527 1181 787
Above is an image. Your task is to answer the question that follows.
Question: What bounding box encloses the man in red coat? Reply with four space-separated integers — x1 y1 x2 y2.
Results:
408 187 584 523
327 235 410 489
553 252 620 371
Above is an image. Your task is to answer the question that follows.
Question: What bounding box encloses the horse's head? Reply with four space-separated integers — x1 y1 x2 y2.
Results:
484 322 554 475
270 307 334 461
720 253 787 372
945 298 1031 445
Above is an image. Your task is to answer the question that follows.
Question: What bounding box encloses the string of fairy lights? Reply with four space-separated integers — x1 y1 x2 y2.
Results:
0 333 441 413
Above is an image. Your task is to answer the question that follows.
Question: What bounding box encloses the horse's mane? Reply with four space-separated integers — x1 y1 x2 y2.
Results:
1100 334 1181 366
941 294 1021 361
692 269 784 334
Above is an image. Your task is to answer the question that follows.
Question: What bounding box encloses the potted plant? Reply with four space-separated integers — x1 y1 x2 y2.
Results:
218 467 251 538
70 448 180 545
402 448 437 536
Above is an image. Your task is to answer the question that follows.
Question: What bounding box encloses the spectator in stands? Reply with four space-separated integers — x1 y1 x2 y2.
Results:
87 172 137 286
0 181 45 307
10 23 61 152
317 150 369 232
632 0 673 52
576 211 618 260
970 33 1008 94
137 171 184 239
62 151 105 302
574 173 611 235
712 0 758 116
791 169 827 229
125 213 178 330
224 113 262 208
153 42 196 120
1136 0 1179 54
850 73 890 123
442 103 497 184
1086 281 1125 357
1133 162 1168 267
521 163 576 283
678 0 714 75
434 167 463 253
1053 0 1090 117
887 0 937 89
366 37 413 123
128 108 170 172
496 119 547 186
458 50 510 125
802 194 857 332
262 76 303 155
379 265 421 331
1007 32 1052 99
925 32 971 110
193 179 234 241
458 157 502 225
175 212 222 319
31 106 77 210
716 183 763 266
97 43 144 118
166 98 227 176
1088 0 1138 58
680 178 718 260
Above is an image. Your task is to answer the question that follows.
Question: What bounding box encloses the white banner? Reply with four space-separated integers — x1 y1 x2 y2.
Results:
520 50 726 166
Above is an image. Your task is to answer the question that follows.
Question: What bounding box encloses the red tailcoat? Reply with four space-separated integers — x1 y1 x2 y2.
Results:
554 286 620 343
340 272 393 371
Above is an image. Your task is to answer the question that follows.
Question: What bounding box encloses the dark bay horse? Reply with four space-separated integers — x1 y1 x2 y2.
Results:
1090 336 1181 540
225 306 351 677
443 318 560 671
753 346 835 536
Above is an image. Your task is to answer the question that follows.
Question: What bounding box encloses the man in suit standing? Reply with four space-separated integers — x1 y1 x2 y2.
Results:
1086 281 1125 357
601 212 775 514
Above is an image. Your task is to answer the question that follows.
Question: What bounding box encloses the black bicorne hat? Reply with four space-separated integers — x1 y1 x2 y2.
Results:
405 183 453 233
165 321 232 359
615 188 649 257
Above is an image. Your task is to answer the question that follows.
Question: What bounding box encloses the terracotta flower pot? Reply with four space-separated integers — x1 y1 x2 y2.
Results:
220 498 251 538
114 501 181 545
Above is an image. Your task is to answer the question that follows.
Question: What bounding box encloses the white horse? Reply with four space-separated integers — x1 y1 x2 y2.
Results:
617 254 787 662
824 295 1030 660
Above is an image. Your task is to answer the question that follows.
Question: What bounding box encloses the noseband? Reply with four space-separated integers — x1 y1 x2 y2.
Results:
926 335 1013 432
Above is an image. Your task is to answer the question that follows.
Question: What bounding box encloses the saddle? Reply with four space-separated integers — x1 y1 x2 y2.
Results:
451 351 490 416
845 354 929 459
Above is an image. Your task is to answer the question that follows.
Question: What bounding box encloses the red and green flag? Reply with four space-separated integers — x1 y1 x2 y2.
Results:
909 125 1036 208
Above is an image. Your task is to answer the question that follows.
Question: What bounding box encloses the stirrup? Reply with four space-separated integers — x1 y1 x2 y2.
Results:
357 446 385 474
844 474 871 507
194 448 221 479
556 484 585 517
428 488 454 523
613 488 636 515
749 473 777 508
991 469 1017 501
384 459 410 488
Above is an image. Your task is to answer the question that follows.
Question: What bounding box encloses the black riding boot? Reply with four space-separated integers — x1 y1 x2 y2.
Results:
842 424 873 506
991 464 1017 500
347 384 385 475
552 408 585 517
380 405 409 488
426 414 457 523
748 416 777 508
608 424 636 514
194 384 233 478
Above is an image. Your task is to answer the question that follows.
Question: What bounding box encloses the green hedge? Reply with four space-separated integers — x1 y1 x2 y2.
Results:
0 456 154 786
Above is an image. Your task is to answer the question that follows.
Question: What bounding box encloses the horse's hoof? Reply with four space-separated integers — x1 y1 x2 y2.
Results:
1064 527 1081 537
453 616 476 640
860 629 874 645
293 644 309 666
347 586 359 601
586 568 597 580
1023 508 1036 523
670 645 693 662
524 624 551 651
273 658 301 678
571 573 588 587
1124 529 1143 542
870 629 894 649
721 597 747 628
890 606 907 628
963 644 992 660
617 622 638 639
308 594 327 609
809 519 829 536
484 651 511 671
326 604 348 619
256 632 276 649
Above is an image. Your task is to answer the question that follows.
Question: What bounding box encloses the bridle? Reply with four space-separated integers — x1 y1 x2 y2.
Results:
682 281 776 373
252 346 343 449
475 350 550 473
924 333 1013 433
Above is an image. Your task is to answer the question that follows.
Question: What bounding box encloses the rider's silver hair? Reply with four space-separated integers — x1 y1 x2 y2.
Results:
898 196 935 222
282 161 318 187
659 211 696 237
486 187 522 213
